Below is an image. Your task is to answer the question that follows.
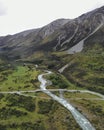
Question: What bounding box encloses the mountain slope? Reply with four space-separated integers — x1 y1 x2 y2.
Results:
0 6 104 59
0 6 104 94
0 19 69 59
0 6 104 130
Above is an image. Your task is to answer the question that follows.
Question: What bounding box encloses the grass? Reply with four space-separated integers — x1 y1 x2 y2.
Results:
60 44 104 94
46 72 86 90
62 90 104 130
0 60 104 130
64 91 102 99
0 93 81 130
69 98 104 130
0 65 40 91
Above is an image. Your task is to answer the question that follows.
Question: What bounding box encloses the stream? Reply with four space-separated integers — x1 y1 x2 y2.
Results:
38 71 95 130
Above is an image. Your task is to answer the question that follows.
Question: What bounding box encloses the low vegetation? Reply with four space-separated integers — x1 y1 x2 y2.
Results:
0 93 81 130
0 63 40 91
71 99 104 129
48 73 69 89
0 57 104 130
60 44 104 94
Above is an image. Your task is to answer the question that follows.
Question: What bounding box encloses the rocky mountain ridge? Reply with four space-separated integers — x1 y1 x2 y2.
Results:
0 6 104 124
0 6 104 60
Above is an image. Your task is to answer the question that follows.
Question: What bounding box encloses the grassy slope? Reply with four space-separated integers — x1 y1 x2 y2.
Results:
0 64 40 91
0 50 104 130
0 62 81 130
64 91 104 129
0 93 81 130
59 44 104 94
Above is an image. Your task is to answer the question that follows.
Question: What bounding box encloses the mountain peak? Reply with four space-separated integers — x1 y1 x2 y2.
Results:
38 18 70 38
0 6 104 59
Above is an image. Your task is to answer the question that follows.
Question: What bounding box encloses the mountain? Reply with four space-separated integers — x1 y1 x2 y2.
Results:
0 18 70 59
0 6 104 59
0 6 104 93
0 6 104 130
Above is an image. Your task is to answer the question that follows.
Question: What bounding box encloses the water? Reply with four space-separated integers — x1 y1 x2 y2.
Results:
38 71 95 130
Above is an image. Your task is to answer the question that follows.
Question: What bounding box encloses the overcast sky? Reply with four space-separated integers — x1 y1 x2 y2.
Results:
0 0 104 36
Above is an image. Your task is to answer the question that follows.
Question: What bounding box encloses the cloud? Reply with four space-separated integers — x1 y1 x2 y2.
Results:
0 1 7 16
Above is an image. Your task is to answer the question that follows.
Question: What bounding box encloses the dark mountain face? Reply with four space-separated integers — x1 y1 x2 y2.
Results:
44 6 104 53
0 19 70 59
0 6 104 60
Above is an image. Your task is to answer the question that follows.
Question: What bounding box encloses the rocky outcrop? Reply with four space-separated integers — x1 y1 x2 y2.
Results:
0 6 104 60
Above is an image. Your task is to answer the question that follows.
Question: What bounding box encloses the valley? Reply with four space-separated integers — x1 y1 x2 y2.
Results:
0 63 104 130
0 6 104 130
